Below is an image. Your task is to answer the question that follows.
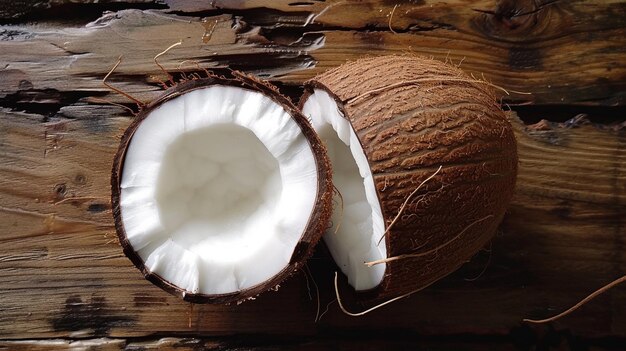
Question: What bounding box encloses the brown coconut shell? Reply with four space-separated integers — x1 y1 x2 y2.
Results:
299 55 518 301
111 74 333 304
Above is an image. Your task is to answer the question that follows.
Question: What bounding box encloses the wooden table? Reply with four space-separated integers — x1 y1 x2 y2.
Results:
1 1 624 349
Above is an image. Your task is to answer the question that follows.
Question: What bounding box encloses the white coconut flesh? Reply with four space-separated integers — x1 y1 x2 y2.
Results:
302 89 386 291
119 85 318 295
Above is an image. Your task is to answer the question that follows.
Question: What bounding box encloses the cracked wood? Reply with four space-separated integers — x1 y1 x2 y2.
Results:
0 0 624 108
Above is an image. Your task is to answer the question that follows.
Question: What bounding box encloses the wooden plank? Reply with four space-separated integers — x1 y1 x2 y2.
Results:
0 106 624 339
1 336 624 351
188 0 626 105
0 9 321 105
0 337 526 351
1 1 624 107
0 331 623 351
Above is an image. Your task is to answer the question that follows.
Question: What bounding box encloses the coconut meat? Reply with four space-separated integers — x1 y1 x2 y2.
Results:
119 85 318 295
302 89 386 291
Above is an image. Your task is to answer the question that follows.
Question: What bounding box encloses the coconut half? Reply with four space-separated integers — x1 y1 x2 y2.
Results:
112 76 332 304
300 56 518 300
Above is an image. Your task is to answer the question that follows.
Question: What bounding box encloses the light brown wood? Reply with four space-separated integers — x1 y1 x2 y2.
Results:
1 0 624 107
0 106 624 339
0 0 624 347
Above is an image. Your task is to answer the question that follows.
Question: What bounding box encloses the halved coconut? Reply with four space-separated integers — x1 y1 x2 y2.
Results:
111 75 332 304
299 56 518 300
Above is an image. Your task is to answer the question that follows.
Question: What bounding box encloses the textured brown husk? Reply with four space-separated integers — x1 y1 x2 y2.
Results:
111 75 333 304
300 55 518 301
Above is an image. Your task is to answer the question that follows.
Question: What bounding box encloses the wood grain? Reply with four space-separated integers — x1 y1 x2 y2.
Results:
4 336 621 351
0 337 540 351
0 105 624 340
1 0 624 108
0 0 624 348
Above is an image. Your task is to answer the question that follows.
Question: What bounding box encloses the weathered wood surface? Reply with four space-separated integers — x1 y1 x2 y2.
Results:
0 0 625 349
1 336 622 351
1 0 625 107
1 109 624 340
0 337 579 351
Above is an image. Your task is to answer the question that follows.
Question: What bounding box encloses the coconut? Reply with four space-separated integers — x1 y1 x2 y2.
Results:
299 56 518 301
111 74 332 304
